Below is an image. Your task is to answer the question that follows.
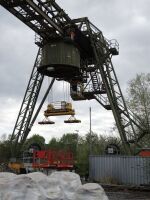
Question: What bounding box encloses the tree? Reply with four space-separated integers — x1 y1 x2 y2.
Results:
47 137 59 149
127 73 150 146
86 132 106 155
76 135 89 177
23 134 45 151
76 132 109 177
59 133 78 157
0 134 11 162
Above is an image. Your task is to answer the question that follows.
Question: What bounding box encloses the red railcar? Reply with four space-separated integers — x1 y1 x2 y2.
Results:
32 150 74 170
139 148 150 157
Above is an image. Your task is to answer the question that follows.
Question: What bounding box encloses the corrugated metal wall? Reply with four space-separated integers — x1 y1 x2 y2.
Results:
89 155 150 186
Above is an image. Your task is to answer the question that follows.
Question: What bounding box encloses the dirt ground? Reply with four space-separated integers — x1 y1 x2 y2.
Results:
106 190 150 200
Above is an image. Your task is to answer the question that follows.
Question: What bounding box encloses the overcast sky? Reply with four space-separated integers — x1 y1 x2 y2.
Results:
0 0 150 143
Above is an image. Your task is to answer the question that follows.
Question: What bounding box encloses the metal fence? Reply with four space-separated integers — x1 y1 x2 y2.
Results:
89 155 150 186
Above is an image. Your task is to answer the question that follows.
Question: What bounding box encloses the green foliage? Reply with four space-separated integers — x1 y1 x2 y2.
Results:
47 137 59 150
127 73 150 123
0 132 123 175
59 133 78 156
0 134 11 162
127 73 150 146
86 132 107 155
76 141 89 176
23 134 45 151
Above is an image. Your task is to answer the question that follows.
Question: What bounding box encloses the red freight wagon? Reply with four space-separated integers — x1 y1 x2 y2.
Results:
139 148 150 157
32 150 74 170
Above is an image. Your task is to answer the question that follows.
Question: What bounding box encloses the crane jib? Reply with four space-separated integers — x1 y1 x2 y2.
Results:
0 0 65 37
0 0 93 56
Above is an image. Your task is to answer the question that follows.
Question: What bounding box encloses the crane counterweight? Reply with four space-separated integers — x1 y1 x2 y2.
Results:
38 40 81 79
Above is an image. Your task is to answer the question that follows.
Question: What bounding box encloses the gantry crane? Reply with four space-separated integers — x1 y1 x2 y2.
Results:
0 0 148 156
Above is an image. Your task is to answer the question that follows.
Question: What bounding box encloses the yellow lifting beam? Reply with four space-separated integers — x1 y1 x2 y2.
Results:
44 101 75 117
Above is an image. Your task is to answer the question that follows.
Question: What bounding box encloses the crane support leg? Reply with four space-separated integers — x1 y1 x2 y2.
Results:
23 77 55 144
11 49 44 156
85 20 135 154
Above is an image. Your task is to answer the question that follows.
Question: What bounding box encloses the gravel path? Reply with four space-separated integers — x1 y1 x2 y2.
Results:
106 191 150 200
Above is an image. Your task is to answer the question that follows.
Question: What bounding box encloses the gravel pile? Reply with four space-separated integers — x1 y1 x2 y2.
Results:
0 171 109 200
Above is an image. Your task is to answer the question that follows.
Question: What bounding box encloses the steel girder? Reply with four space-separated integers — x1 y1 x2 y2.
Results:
0 0 71 45
10 49 44 155
10 49 55 156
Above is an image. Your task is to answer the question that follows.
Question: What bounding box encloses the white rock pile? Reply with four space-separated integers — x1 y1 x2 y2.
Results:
0 171 109 200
